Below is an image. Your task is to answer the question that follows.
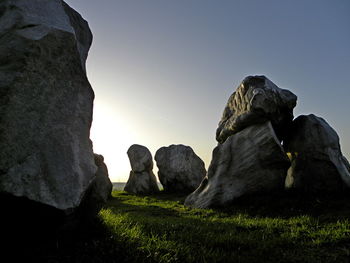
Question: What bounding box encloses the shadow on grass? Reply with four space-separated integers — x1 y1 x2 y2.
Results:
16 212 160 263
14 190 350 263
213 190 350 222
114 190 350 222
100 191 350 263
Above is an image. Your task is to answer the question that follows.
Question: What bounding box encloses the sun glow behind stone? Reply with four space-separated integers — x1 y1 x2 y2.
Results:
72 0 350 183
90 103 137 182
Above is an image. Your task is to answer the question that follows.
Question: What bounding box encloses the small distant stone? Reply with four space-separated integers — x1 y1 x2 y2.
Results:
124 145 159 194
155 144 206 193
92 154 113 203
81 154 113 216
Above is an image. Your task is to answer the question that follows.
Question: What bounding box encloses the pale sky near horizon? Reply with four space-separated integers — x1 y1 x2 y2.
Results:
65 0 350 182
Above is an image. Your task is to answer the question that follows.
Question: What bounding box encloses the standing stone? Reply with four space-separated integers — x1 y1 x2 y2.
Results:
185 122 290 208
155 144 206 193
284 114 350 193
0 0 97 216
216 75 297 143
91 154 113 204
124 144 159 194
77 154 112 222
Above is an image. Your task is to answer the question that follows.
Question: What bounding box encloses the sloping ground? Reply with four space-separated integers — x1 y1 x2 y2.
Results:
11 191 350 262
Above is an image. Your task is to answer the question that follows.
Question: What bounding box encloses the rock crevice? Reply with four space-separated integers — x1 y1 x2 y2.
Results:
185 122 290 208
216 75 297 144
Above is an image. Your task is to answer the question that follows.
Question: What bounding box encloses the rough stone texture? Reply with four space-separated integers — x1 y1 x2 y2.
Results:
1 153 112 252
284 114 350 193
124 171 160 194
0 0 96 212
90 154 112 204
75 154 112 221
185 122 290 208
127 144 153 173
155 144 206 193
124 145 159 194
216 75 297 143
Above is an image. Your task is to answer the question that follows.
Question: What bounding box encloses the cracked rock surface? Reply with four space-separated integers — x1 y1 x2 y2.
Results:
0 0 97 212
216 75 297 144
185 122 290 208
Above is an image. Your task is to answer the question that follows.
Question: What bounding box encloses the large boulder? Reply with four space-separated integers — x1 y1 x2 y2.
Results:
0 0 98 221
216 76 297 143
185 122 290 208
284 114 350 193
124 145 159 194
155 144 206 193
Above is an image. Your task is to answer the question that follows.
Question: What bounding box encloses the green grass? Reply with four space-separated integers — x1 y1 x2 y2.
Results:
19 190 350 262
92 191 350 263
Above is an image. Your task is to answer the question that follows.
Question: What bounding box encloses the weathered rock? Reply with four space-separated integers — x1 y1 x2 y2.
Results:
155 145 206 193
90 154 113 205
124 171 159 194
124 145 159 194
74 154 112 222
284 114 350 193
1 153 112 252
343 156 350 172
0 1 96 213
127 144 153 172
185 122 290 208
216 75 297 143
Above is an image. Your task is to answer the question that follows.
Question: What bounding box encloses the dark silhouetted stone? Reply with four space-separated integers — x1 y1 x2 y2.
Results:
216 76 297 143
155 144 206 193
284 114 350 193
83 154 112 214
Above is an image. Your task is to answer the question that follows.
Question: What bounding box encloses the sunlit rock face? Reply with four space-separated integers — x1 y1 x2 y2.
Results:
216 76 297 144
284 114 350 193
185 122 290 208
155 145 206 193
0 0 97 213
124 144 159 194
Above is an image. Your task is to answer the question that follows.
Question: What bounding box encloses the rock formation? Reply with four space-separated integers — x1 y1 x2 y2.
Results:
0 0 106 227
216 75 297 143
284 114 350 193
155 144 206 193
185 122 290 208
89 154 113 206
124 145 159 194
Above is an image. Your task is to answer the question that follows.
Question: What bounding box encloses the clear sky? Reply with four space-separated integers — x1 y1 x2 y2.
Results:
64 0 350 182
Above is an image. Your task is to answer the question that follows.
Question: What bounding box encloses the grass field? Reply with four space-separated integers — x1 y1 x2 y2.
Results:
74 190 350 263
19 190 350 262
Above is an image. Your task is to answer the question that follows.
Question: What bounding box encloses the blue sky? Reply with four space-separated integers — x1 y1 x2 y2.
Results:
65 0 350 182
